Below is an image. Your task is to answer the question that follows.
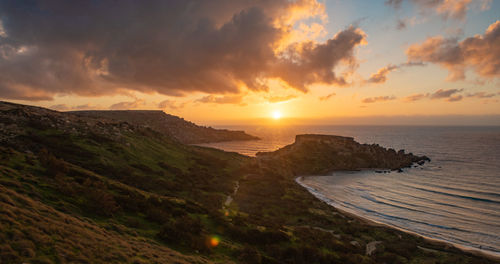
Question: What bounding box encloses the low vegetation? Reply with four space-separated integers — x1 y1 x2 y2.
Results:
0 101 496 263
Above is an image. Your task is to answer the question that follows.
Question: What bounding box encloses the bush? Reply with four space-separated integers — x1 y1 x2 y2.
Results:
38 148 69 177
238 245 262 264
157 215 204 249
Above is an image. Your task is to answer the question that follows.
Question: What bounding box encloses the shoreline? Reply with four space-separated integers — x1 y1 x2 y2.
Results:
295 176 500 262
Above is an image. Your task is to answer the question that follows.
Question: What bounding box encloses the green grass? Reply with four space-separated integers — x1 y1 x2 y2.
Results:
0 119 497 263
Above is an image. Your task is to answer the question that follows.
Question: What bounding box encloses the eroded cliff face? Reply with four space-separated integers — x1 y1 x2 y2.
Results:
257 134 430 175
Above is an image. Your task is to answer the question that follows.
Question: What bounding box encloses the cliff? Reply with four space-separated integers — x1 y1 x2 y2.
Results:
71 110 259 144
257 134 430 175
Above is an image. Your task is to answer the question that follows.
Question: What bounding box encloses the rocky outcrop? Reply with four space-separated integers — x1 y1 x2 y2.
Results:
257 134 430 175
366 241 383 256
71 110 259 144
0 101 152 153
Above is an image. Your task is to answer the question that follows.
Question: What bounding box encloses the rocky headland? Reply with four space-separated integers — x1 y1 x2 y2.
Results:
71 110 259 144
257 134 430 175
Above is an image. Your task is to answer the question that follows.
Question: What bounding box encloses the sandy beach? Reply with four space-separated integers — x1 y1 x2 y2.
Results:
296 176 500 262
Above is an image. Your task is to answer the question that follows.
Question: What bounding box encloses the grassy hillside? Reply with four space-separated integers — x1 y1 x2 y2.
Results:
0 101 496 264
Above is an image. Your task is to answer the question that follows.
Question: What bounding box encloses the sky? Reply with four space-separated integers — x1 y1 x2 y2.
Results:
0 0 499 125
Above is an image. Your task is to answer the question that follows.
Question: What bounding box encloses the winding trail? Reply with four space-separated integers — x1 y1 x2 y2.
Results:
223 180 240 208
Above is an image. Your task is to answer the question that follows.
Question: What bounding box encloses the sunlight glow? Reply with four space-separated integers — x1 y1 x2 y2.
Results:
272 110 282 119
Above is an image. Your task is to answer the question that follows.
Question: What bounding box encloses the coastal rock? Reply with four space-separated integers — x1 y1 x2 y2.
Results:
366 241 383 256
256 134 431 175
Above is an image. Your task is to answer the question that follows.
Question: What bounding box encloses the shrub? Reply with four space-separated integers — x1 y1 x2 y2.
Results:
238 245 262 264
157 215 204 249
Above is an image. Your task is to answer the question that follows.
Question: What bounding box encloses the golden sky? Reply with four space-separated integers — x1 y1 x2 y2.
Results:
1 0 499 125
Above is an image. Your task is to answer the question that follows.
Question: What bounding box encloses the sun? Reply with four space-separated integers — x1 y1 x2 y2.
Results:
272 110 282 120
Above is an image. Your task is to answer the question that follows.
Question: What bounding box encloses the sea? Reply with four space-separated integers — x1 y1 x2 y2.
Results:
197 125 500 255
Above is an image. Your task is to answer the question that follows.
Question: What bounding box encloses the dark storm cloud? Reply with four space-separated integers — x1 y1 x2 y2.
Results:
0 0 366 101
406 21 500 81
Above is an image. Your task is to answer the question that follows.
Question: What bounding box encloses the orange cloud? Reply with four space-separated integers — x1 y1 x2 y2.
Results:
195 95 246 105
50 103 98 111
109 99 145 110
403 88 466 102
406 20 500 81
403 93 429 102
266 95 297 103
319 93 336 101
366 62 424 84
366 65 399 84
466 92 497 98
362 96 396 103
0 0 366 102
158 100 186 110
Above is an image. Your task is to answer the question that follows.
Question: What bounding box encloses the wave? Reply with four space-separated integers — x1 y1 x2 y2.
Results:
405 185 500 205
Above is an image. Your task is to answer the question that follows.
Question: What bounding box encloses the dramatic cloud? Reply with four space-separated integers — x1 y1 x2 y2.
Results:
319 93 336 101
273 26 366 91
406 20 500 81
266 95 297 103
0 0 366 101
195 95 246 105
362 96 396 103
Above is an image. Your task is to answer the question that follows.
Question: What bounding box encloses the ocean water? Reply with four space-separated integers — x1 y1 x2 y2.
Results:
198 125 500 255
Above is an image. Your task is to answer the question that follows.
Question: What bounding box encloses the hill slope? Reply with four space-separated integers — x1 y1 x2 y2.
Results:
71 110 259 144
0 101 496 264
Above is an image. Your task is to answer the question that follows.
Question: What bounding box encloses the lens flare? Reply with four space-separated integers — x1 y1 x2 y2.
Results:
209 236 220 247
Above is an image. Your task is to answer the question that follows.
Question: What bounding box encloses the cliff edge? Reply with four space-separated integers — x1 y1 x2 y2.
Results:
71 110 259 144
257 134 430 175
